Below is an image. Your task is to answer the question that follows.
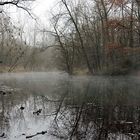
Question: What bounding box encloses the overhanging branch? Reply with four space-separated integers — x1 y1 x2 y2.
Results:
0 0 35 18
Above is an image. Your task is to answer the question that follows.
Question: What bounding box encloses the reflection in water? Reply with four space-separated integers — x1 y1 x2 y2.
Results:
0 72 140 139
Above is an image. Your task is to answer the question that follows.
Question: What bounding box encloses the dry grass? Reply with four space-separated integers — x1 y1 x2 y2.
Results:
73 68 91 75
0 66 26 73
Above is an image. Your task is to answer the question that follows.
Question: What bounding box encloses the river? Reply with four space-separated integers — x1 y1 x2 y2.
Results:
0 72 140 140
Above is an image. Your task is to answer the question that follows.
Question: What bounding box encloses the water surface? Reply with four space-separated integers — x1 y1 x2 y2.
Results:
0 72 140 140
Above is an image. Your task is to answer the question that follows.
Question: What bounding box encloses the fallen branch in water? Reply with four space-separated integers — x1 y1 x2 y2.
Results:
0 133 6 138
26 131 47 139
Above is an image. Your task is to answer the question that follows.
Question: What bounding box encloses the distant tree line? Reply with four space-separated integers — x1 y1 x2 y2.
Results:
0 0 45 72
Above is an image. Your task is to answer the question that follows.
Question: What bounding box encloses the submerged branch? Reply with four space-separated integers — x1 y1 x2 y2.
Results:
26 131 47 139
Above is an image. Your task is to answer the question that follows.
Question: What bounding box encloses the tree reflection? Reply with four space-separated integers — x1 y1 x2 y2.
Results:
50 77 140 140
0 76 140 140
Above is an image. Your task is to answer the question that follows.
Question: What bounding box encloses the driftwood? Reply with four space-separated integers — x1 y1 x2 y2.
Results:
0 133 6 138
26 131 47 139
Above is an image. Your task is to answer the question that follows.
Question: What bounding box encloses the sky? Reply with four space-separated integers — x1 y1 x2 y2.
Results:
31 0 57 44
32 0 57 24
33 0 56 17
0 0 60 43
4 0 58 45
6 0 57 26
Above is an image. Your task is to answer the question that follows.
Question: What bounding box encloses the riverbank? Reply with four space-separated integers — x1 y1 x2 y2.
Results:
73 67 140 76
0 65 140 76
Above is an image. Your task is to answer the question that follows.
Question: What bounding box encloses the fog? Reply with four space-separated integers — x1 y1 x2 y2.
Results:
0 0 140 139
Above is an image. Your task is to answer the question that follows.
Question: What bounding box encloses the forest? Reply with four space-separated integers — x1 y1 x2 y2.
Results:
1 1 140 140
0 0 140 75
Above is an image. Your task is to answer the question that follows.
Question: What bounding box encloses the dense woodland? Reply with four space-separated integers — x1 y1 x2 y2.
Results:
0 0 140 75
50 0 140 75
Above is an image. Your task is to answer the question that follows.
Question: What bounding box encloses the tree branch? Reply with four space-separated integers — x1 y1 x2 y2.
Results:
0 0 35 18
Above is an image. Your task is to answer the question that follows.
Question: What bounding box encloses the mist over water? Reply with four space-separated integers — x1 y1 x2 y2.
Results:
0 72 140 140
0 0 140 140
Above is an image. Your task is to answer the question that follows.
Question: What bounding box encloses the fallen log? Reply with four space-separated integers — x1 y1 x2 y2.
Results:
26 131 47 139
